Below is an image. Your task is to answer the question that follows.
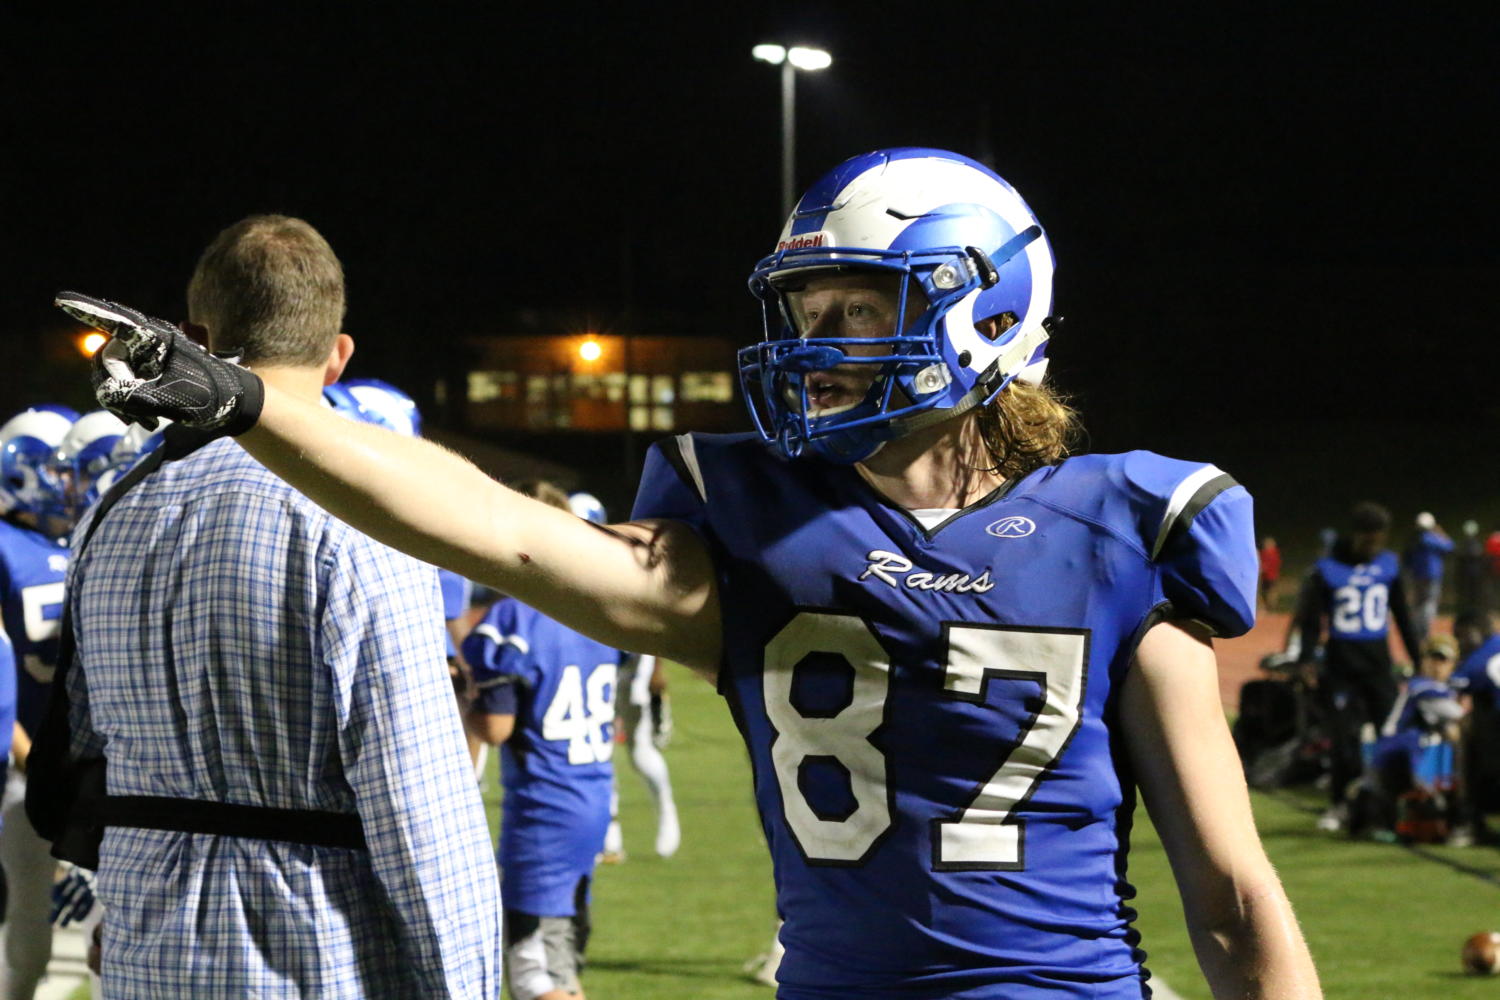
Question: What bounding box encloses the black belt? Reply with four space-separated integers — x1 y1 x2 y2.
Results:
100 795 367 851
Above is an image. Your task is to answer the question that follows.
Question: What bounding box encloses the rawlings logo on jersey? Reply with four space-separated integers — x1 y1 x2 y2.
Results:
859 549 995 594
985 516 1035 538
775 232 828 252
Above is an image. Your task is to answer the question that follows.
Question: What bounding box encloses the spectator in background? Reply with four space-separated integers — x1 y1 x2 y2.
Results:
1258 536 1282 610
1404 512 1454 639
1455 521 1488 618
1297 501 1422 832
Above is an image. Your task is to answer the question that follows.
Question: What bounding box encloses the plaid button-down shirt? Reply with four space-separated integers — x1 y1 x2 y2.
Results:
67 437 501 998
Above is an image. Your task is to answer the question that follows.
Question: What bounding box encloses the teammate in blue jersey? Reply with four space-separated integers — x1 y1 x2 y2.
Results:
1452 614 1500 845
1354 635 1464 837
464 480 618 1000
0 405 77 999
72 146 1321 998
1295 501 1421 832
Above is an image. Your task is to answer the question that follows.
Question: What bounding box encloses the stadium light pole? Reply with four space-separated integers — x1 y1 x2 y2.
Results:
752 44 832 216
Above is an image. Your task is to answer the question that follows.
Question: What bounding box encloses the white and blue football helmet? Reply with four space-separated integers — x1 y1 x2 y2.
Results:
739 147 1057 463
568 491 607 524
0 405 79 529
92 421 169 500
50 410 129 520
323 378 422 437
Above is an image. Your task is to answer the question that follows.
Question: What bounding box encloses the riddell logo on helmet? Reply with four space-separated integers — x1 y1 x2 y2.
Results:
776 232 827 252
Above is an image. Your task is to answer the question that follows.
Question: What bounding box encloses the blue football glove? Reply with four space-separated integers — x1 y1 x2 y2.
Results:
55 291 264 435
50 865 97 928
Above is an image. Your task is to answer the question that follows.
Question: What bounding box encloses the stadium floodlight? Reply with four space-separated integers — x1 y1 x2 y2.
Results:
787 47 832 71
751 44 787 65
753 42 834 215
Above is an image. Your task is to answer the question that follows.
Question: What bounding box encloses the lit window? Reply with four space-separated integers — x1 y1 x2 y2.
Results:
652 375 674 405
469 372 501 403
681 371 734 403
629 374 650 404
526 375 550 404
469 371 520 403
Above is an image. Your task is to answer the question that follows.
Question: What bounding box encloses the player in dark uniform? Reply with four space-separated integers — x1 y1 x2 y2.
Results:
1294 501 1421 832
67 146 1321 997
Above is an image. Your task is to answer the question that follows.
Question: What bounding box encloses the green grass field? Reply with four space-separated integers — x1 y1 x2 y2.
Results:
567 664 1500 999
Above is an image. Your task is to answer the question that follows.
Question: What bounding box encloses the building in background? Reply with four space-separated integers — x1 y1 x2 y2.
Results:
457 331 742 436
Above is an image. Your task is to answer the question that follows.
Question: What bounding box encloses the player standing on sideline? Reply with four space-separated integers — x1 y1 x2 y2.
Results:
569 491 681 863
0 406 76 1000
66 147 1320 998
1296 501 1422 833
1404 511 1454 640
46 216 501 998
464 481 618 1000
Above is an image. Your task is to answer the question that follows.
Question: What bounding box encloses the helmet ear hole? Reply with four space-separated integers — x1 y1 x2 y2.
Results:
977 311 1018 342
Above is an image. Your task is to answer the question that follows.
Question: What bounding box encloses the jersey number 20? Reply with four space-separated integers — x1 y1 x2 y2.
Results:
763 611 1087 870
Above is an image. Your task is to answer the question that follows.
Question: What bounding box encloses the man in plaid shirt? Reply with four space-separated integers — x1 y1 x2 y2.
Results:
63 216 502 997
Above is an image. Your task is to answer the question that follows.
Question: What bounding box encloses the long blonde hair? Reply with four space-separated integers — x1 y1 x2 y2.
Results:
971 379 1083 480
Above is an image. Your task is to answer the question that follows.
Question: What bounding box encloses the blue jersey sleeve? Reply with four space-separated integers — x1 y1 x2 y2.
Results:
631 434 709 529
1157 485 1258 637
438 569 472 621
1453 636 1500 704
463 599 530 716
1113 452 1257 637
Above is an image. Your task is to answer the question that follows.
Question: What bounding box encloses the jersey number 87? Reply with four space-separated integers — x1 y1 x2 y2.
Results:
763 611 1087 870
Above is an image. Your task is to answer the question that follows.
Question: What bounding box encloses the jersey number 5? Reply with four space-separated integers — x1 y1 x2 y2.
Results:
762 611 1087 870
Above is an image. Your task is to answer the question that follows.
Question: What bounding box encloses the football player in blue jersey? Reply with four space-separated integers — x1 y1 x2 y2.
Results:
1295 501 1421 832
72 146 1320 998
569 491 682 863
1451 612 1500 845
464 480 619 1000
0 405 77 999
1354 634 1464 838
49 410 128 525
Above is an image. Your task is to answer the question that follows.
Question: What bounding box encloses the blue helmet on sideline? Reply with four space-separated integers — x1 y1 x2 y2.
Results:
0 405 79 530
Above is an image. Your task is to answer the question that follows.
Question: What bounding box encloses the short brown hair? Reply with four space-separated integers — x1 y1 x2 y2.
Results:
187 215 345 366
972 379 1083 480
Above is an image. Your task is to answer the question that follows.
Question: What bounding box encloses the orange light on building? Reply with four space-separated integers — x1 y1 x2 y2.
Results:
77 331 108 357
579 338 602 362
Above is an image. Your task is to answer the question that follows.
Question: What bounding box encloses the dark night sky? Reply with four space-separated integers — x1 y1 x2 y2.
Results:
3 6 1495 524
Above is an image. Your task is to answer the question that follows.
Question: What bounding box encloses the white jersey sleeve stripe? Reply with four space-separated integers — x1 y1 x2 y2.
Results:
676 434 707 503
471 623 530 655
1151 464 1225 560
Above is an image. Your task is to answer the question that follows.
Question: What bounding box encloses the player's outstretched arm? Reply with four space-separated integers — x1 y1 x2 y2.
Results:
242 385 720 672
1121 620 1322 1000
62 291 721 674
